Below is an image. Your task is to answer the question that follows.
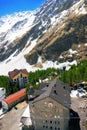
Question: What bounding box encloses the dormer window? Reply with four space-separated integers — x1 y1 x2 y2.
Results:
46 84 49 87
63 86 66 89
50 121 52 123
54 90 57 95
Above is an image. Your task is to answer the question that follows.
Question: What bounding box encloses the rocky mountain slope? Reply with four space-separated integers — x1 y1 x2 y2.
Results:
25 0 87 64
0 0 87 75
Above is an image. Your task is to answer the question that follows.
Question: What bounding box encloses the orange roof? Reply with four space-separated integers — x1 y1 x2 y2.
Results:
3 89 26 105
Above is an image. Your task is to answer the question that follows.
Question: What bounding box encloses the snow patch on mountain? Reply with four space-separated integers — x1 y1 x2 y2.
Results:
75 3 87 14
0 51 77 76
36 57 77 71
23 39 38 55
0 0 86 75
0 52 31 76
0 12 36 43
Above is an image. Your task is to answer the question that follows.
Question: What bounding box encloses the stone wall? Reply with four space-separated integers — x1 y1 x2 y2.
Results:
29 97 69 130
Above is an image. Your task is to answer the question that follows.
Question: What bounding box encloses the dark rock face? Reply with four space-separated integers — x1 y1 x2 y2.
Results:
0 0 86 65
25 14 87 65
25 51 38 65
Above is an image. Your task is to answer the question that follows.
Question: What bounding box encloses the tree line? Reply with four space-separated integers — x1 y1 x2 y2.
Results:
60 60 87 84
0 76 10 95
27 68 60 90
0 60 87 94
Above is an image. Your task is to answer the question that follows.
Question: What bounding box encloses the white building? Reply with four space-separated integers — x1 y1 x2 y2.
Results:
20 105 32 129
0 88 6 100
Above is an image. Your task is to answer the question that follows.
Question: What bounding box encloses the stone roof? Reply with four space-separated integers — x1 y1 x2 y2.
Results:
29 78 71 108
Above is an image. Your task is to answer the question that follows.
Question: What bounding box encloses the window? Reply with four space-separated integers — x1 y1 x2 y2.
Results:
14 79 16 81
0 102 2 109
55 121 56 124
50 121 52 124
55 127 57 130
58 121 60 124
43 125 45 128
54 90 57 95
63 86 66 89
46 120 47 123
50 126 52 129
46 84 49 87
43 125 48 128
58 128 60 130
21 73 22 78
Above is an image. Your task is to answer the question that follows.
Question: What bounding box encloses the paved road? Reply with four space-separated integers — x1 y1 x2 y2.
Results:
0 101 28 130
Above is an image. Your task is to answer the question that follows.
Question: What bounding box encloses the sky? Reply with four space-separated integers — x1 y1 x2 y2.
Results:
0 0 46 17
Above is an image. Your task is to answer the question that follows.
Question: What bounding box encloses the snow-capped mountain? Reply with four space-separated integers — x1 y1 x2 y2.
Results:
0 0 87 75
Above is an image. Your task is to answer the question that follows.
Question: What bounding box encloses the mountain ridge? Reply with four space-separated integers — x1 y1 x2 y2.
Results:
0 0 87 75
25 0 87 64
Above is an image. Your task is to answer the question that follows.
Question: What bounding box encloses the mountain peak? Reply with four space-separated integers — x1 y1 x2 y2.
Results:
0 0 87 75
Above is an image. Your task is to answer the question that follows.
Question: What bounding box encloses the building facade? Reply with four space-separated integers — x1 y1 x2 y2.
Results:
1 88 26 111
8 69 28 90
0 87 6 100
28 78 71 130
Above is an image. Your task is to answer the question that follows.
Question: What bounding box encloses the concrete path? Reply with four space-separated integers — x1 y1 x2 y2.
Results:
0 101 27 130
